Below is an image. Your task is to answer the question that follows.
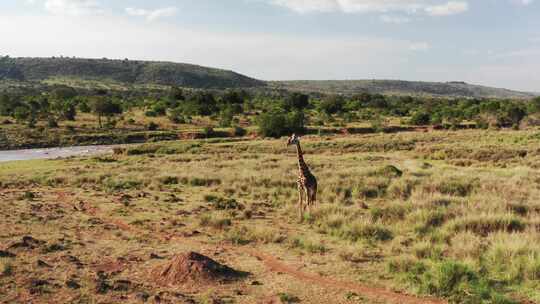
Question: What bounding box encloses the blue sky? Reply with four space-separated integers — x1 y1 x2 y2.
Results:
1 0 539 91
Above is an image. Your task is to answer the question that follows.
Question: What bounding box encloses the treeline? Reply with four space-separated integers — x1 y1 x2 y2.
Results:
1 85 540 138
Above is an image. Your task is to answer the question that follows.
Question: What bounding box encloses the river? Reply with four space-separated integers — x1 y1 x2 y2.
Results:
0 145 116 163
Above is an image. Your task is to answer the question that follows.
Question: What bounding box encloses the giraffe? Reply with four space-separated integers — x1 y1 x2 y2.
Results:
287 134 317 220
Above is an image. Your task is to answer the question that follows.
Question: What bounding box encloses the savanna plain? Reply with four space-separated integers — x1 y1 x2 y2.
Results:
2 129 540 304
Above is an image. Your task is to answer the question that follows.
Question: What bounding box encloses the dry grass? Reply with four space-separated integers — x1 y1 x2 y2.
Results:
1 129 540 303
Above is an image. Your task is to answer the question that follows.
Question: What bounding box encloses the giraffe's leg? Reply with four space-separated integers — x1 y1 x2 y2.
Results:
297 182 304 220
305 188 311 214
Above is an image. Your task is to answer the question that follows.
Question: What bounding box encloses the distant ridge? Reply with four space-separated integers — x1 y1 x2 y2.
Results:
271 80 537 99
0 56 264 89
0 56 536 98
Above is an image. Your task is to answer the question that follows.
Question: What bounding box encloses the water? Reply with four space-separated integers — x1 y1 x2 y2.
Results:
0 145 116 162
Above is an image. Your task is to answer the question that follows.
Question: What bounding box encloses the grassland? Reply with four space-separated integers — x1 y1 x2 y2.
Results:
1 130 540 303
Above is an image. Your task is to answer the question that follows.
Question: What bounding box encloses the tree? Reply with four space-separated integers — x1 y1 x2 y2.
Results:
218 106 234 127
169 86 185 101
0 95 20 116
13 106 29 122
503 104 526 127
318 95 345 114
50 99 77 121
528 96 540 114
284 92 309 110
51 86 77 100
90 97 123 128
187 92 217 116
257 111 289 138
257 110 305 138
409 111 431 125
222 90 245 104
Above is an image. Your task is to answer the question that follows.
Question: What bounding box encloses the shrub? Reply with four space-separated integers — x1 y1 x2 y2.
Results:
218 107 234 127
318 95 344 114
288 236 328 254
410 111 432 125
257 110 305 138
418 261 514 304
448 215 526 236
199 213 232 230
232 126 247 137
434 177 476 197
204 195 244 210
168 108 185 124
370 205 409 222
339 221 393 242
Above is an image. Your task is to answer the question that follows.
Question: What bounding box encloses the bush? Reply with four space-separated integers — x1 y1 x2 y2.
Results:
257 110 305 138
218 107 234 127
232 126 247 137
410 111 431 125
318 95 344 114
168 108 185 124
416 261 514 304
284 92 309 110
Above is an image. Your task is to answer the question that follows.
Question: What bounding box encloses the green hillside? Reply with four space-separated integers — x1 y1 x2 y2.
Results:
0 56 264 89
0 56 537 98
272 80 537 99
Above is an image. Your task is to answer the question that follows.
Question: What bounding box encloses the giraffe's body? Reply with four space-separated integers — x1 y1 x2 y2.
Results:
287 134 317 219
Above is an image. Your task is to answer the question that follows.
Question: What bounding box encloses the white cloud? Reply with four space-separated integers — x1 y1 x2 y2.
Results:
409 42 431 51
268 0 469 17
126 7 178 21
44 0 104 16
380 15 411 24
513 0 534 5
424 1 468 16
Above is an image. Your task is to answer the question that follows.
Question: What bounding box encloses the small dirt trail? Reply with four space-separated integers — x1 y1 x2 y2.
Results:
245 249 445 304
49 190 447 304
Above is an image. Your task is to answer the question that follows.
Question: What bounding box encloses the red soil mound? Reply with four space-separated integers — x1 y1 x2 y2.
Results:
151 252 247 287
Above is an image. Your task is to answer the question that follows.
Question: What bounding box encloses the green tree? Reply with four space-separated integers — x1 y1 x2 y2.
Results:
257 110 305 138
318 95 345 114
169 86 185 101
13 106 29 122
90 97 123 128
409 111 431 125
218 106 234 127
222 90 245 104
284 92 309 110
527 96 540 114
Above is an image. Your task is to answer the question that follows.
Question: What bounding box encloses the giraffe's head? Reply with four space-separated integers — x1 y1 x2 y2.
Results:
287 133 300 146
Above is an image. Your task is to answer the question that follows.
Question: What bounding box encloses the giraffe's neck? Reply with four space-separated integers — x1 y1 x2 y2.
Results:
295 142 310 176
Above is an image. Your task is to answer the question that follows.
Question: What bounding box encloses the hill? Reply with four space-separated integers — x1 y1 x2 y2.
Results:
0 56 264 89
1 56 537 98
271 80 537 99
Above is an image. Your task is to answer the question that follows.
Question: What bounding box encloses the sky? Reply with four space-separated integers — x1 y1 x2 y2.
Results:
0 0 539 92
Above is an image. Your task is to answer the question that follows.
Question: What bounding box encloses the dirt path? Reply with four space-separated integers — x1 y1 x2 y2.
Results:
49 190 446 304
245 249 444 304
